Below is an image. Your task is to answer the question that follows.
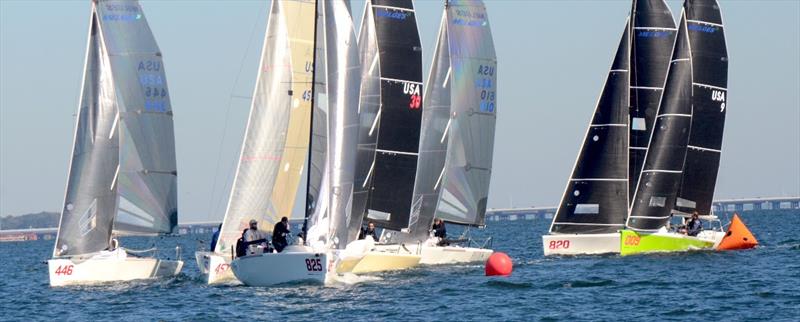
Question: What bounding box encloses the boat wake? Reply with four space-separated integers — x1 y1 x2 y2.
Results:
326 273 383 286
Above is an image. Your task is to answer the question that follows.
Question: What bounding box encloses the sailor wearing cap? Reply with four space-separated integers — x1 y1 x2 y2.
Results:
244 219 267 255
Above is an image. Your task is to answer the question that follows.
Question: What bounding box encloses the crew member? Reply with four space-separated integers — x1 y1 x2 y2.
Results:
244 219 267 255
686 212 703 237
359 221 378 241
432 218 447 246
272 217 291 252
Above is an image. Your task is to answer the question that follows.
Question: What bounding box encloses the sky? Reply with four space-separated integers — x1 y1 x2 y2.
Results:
1 0 798 222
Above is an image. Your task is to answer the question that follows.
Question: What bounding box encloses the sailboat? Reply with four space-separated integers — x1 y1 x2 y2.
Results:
333 0 426 274
227 0 362 286
542 0 676 256
49 0 182 286
194 0 317 285
370 0 497 265
621 0 733 256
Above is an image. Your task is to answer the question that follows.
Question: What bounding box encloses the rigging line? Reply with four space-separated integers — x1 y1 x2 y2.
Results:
207 3 266 221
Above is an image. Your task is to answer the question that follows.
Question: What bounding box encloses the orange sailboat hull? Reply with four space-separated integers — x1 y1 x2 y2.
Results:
717 214 758 251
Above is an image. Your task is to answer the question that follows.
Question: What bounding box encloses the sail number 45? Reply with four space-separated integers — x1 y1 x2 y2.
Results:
305 258 323 272
548 240 570 249
55 265 74 276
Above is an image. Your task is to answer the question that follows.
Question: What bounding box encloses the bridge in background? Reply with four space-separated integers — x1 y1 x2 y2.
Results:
2 197 798 241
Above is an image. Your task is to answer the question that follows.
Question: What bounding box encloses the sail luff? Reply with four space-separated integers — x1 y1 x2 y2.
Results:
549 19 631 235
627 8 694 231
673 0 728 216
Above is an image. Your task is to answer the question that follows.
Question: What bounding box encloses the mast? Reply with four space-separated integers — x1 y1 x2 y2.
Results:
303 0 321 245
673 0 728 216
548 20 631 235
627 5 694 232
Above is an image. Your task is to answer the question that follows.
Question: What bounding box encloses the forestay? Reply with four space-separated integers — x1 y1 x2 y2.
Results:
216 0 315 254
54 0 178 257
548 21 630 235
350 0 424 237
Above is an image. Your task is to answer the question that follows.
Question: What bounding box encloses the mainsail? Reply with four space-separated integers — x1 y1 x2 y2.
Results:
305 0 360 250
350 0 424 238
216 0 316 253
627 3 696 231
431 0 497 227
548 22 630 235
628 0 677 205
54 0 177 257
673 0 728 216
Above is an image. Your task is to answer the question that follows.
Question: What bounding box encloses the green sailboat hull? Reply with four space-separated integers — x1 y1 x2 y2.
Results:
619 230 715 256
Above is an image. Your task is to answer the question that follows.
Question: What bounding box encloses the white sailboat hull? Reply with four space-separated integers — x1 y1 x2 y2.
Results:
48 255 183 287
230 245 328 286
194 251 238 285
373 242 492 265
335 239 420 274
542 233 621 256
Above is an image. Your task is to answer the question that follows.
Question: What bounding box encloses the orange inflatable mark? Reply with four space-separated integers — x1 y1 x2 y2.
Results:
717 214 758 251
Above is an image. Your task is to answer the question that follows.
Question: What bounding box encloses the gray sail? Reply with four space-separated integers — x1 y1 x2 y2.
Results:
673 0 728 216
306 0 360 249
627 6 694 231
434 0 497 227
54 8 119 257
388 7 452 243
95 0 178 235
549 21 631 235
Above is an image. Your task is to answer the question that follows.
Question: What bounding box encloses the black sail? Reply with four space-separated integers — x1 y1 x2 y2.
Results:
674 0 728 216
549 23 630 234
628 0 677 205
627 8 694 231
353 0 424 231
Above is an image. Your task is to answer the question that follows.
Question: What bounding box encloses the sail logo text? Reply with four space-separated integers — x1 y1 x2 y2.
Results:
711 90 726 111
377 9 408 20
637 31 671 38
138 60 161 72
404 82 421 109
688 24 717 33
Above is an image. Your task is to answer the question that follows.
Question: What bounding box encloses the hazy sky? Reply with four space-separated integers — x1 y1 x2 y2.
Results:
1 0 798 222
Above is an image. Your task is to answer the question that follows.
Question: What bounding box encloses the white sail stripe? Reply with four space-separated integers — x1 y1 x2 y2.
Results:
433 166 446 190
110 165 120 190
443 67 451 88
671 58 690 62
633 26 677 31
440 117 451 143
570 178 627 182
590 123 626 127
628 215 671 220
362 160 375 188
693 82 727 91
553 222 625 227
368 107 381 136
375 149 418 156
609 69 628 73
372 4 414 12
631 86 663 90
688 145 722 153
642 169 683 174
657 113 692 118
686 19 724 28
368 54 379 75
380 76 422 85
108 112 119 140
629 146 648 150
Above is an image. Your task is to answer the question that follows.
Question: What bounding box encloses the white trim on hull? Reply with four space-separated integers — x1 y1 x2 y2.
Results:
194 251 238 285
373 242 493 265
230 245 329 286
542 233 621 256
48 251 183 287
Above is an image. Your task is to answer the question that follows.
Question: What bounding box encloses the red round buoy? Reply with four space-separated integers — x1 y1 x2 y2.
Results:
485 252 513 276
